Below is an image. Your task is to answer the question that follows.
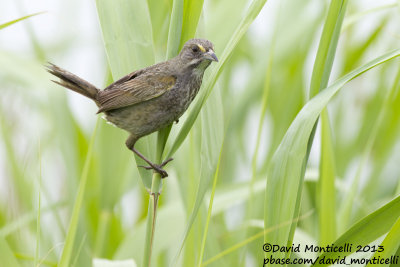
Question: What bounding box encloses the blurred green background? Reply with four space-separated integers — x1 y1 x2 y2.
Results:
1 0 400 266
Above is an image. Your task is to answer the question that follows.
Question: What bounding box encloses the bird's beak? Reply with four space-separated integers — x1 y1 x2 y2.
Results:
204 50 218 62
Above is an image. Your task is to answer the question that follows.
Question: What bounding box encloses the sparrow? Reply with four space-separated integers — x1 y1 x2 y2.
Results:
47 38 218 178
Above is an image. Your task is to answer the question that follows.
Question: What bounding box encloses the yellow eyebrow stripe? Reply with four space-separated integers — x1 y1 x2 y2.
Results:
197 44 206 52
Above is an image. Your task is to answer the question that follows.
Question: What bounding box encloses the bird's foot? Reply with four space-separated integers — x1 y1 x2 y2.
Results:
139 158 174 178
141 165 168 178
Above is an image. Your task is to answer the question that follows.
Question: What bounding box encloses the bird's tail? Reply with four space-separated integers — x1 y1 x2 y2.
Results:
46 63 99 101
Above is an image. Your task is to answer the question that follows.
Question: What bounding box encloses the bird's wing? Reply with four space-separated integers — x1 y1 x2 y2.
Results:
97 71 177 113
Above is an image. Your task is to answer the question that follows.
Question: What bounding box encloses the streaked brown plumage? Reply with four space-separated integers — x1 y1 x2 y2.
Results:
47 38 218 178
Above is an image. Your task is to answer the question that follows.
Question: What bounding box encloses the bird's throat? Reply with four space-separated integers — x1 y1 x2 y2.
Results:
190 60 211 78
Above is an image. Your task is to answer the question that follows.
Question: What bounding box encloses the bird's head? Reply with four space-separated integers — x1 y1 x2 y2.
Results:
179 39 218 71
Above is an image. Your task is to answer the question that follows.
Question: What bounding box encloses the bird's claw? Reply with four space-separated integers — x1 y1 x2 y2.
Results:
139 164 168 178
139 158 174 178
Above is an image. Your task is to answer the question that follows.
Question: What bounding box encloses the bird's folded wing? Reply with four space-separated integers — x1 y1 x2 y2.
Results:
97 73 176 113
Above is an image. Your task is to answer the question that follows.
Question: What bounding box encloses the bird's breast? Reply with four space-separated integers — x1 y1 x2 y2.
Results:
164 71 204 116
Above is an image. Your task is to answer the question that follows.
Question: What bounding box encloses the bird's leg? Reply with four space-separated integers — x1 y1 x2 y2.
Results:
126 135 172 178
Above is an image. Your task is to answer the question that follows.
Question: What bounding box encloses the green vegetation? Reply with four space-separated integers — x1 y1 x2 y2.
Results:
0 0 399 266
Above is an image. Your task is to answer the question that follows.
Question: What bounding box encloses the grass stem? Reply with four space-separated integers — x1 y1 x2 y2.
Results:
142 173 162 267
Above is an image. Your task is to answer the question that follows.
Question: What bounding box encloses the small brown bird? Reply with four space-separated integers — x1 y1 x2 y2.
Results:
47 38 218 178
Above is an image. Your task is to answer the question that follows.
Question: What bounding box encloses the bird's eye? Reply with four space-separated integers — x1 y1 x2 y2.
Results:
192 46 199 53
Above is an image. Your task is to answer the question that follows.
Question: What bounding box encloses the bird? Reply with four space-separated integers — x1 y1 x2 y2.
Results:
47 38 218 178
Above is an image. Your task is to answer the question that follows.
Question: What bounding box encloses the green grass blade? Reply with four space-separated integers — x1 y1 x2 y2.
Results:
313 195 400 266
95 0 155 77
165 0 269 159
72 234 88 267
318 110 337 245
367 215 400 267
172 84 224 264
197 137 225 267
281 0 348 255
0 111 32 209
342 18 388 74
179 0 204 48
343 3 396 31
94 123 132 257
263 49 400 260
95 0 155 189
209 178 265 216
306 1 347 246
59 119 99 267
0 12 45 30
0 237 20 267
201 211 313 266
166 0 184 59
249 37 274 207
339 65 400 233
309 0 348 98
142 173 162 267
0 202 66 237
